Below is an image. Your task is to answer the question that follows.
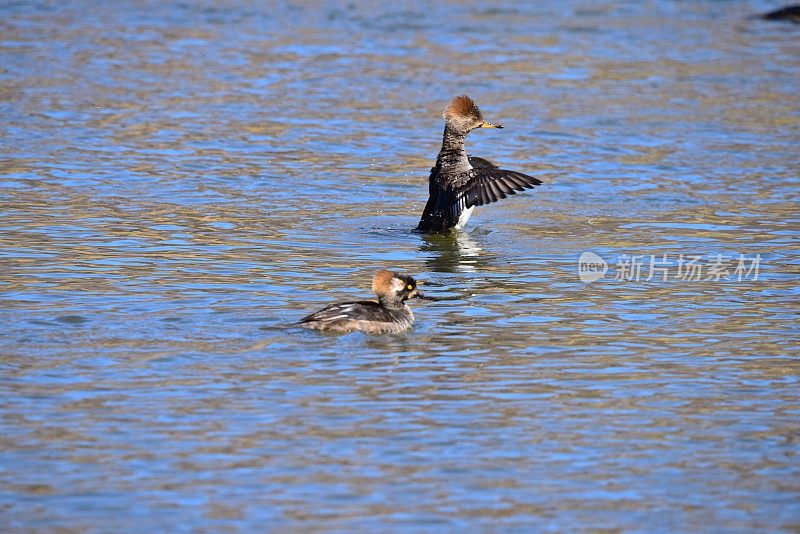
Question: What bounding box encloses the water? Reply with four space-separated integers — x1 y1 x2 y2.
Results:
2 1 799 531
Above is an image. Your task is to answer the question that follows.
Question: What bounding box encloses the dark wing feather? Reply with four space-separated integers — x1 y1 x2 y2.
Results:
299 300 389 325
466 156 499 170
461 156 543 208
417 157 542 232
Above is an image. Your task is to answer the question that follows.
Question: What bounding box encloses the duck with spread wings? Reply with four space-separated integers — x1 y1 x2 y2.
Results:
417 95 543 233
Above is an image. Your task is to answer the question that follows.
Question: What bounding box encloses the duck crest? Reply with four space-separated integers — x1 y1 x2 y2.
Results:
371 269 395 296
443 95 483 121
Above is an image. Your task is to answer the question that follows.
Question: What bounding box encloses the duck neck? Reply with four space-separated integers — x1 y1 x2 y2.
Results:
436 125 470 173
378 295 406 309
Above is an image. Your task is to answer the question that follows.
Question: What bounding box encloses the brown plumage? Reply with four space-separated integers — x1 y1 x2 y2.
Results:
443 95 483 122
371 269 397 296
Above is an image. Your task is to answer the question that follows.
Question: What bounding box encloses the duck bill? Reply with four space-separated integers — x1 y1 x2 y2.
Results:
412 290 438 301
478 121 503 129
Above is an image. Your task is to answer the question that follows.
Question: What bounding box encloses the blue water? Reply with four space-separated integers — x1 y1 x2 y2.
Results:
1 0 799 531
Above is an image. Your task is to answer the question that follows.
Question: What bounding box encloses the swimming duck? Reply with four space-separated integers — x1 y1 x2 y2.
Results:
298 269 434 334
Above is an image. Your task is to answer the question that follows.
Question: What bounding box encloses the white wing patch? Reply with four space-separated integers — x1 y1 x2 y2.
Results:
321 303 361 321
455 206 473 229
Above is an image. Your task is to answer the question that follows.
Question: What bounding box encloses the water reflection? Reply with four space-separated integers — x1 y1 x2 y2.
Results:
418 230 492 273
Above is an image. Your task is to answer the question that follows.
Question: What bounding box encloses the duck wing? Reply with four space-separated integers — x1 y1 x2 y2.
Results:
459 156 543 208
298 300 390 325
417 158 542 232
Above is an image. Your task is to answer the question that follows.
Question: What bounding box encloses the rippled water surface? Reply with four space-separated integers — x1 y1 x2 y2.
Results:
2 1 799 531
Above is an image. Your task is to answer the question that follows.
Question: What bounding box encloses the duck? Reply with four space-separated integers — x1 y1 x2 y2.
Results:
417 95 543 233
298 269 435 334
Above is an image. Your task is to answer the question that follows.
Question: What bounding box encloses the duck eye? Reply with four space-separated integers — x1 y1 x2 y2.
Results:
407 284 414 290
